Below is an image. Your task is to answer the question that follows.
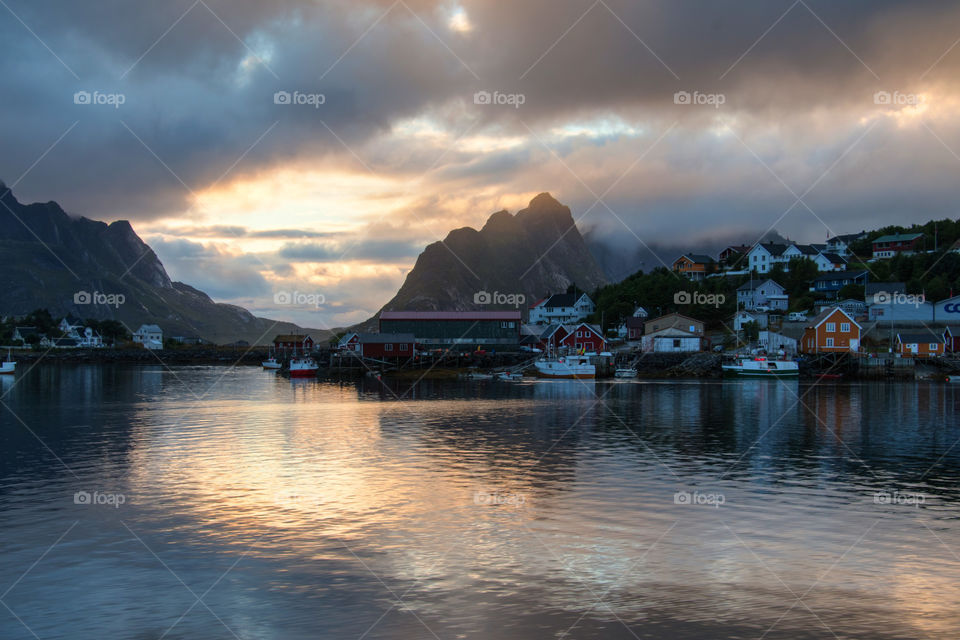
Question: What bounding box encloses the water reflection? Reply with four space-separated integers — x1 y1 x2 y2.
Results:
1 366 959 639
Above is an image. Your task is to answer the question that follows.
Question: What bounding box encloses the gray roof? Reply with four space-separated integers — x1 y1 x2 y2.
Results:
875 233 923 243
137 324 162 333
756 242 788 256
737 278 783 292
897 331 943 343
681 253 715 264
820 253 846 263
358 333 415 343
864 282 905 296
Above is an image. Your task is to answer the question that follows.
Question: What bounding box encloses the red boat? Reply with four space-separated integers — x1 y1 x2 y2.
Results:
288 357 318 378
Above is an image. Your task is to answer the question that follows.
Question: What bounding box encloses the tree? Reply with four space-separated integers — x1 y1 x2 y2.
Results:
743 321 760 343
838 283 864 300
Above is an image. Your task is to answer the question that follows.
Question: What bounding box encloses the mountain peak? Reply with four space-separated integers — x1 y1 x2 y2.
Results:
528 192 564 211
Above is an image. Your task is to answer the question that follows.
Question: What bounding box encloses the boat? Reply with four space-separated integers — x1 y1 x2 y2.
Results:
722 355 799 377
262 356 282 370
493 371 523 381
288 356 319 378
614 367 637 378
534 354 595 379
947 375 960 383
0 349 15 375
464 371 494 380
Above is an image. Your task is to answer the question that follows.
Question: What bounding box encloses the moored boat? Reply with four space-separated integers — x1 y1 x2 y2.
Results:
288 357 319 378
722 355 799 377
534 354 595 379
614 367 637 378
262 357 282 370
0 349 15 375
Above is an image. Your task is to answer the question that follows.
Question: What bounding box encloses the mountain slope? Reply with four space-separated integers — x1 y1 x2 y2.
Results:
376 193 607 315
0 184 327 344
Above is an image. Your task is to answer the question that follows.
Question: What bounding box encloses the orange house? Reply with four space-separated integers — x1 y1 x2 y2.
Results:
672 254 716 281
896 332 944 358
800 307 861 354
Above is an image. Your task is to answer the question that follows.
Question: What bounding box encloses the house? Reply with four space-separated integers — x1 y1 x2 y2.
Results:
896 331 944 358
672 254 716 281
559 323 606 353
12 327 41 344
825 232 867 257
625 316 645 341
641 328 704 353
379 310 521 349
733 310 768 332
799 308 861 354
528 293 595 325
58 316 84 335
812 270 869 297
865 282 905 302
76 327 104 348
337 332 360 351
719 244 751 267
170 335 210 346
133 324 164 349
814 253 847 272
356 333 416 359
736 279 787 311
746 243 789 274
758 330 798 355
644 313 704 336
944 326 960 352
537 324 570 352
872 233 924 259
868 291 934 323
272 333 314 353
632 306 649 319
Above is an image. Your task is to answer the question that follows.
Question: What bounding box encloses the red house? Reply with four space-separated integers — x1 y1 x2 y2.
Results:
626 317 644 341
273 334 315 352
872 233 923 259
945 326 960 353
357 333 416 359
538 324 569 351
560 323 606 353
337 332 360 351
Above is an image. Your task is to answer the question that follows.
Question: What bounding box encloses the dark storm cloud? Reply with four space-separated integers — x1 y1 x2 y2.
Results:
2 0 960 236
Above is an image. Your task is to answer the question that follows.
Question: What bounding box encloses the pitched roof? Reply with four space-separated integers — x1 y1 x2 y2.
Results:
647 327 700 338
897 331 943 343
874 233 923 243
944 326 960 336
808 306 860 329
136 324 162 333
540 293 578 307
827 232 866 244
753 242 788 256
737 278 784 292
791 244 820 255
380 310 521 320
357 333 415 343
273 333 313 342
819 253 846 263
678 253 714 264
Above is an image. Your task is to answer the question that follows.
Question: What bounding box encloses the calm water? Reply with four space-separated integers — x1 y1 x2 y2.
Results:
1 366 960 639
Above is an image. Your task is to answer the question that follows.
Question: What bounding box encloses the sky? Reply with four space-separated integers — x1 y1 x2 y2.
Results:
2 0 960 328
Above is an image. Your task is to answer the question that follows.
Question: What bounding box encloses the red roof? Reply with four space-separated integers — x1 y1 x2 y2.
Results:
380 311 521 320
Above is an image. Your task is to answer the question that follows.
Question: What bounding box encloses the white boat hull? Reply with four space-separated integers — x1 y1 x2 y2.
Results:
0 362 15 375
722 357 799 377
535 357 595 379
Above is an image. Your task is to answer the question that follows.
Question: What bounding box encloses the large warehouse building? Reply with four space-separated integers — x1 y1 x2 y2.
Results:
378 310 522 350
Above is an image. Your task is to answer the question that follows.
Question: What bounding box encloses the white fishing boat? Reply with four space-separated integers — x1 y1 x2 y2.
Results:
946 375 960 383
0 349 15 375
614 367 636 378
262 357 281 370
534 354 595 379
493 371 523 381
722 355 799 377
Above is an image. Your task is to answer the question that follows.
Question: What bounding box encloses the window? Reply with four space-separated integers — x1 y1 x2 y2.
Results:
673 339 681 348
385 344 393 351
825 338 834 347
689 325 696 333
826 323 836 332
840 323 850 333
930 344 938 351
400 344 409 351
576 330 583 337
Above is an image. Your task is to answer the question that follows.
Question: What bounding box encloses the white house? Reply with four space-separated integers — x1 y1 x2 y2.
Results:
737 279 787 311
641 328 702 353
733 310 768 332
58 316 84 335
759 330 798 355
529 292 595 325
825 232 867 257
76 327 104 348
133 324 163 349
747 243 788 274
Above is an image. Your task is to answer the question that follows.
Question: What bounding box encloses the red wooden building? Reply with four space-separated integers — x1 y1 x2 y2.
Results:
559 323 606 353
357 333 416 359
945 326 960 353
273 334 315 352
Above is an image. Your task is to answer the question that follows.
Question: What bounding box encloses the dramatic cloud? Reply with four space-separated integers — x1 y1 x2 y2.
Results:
4 0 960 324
